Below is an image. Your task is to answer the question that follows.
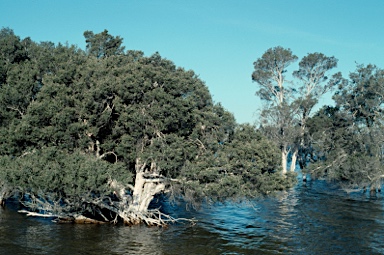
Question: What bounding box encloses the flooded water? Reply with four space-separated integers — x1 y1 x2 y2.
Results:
1 180 384 254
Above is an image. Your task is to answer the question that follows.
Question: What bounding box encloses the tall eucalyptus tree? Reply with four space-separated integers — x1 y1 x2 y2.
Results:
252 47 341 174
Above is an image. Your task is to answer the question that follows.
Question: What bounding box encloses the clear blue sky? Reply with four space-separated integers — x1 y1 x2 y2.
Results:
2 1 384 123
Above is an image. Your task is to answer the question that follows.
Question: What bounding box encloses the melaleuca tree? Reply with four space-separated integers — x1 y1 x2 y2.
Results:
334 64 384 128
307 64 384 192
0 30 294 225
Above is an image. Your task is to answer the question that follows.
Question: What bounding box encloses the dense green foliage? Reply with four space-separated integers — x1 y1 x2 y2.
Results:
307 65 384 191
181 124 295 205
0 28 293 220
0 147 130 214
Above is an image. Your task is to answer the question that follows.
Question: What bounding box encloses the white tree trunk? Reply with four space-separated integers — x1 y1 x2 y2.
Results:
281 148 288 175
290 148 298 172
129 171 165 213
115 159 168 225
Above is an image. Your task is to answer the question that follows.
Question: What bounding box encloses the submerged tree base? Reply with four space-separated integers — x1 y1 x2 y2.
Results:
18 210 107 224
119 209 196 227
17 208 196 227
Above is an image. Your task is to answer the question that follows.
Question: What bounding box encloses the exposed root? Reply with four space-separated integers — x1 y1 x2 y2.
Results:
121 209 197 227
69 215 107 224
18 210 59 218
18 208 196 227
18 210 107 224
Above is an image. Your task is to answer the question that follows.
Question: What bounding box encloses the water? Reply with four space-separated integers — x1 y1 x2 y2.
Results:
1 180 384 255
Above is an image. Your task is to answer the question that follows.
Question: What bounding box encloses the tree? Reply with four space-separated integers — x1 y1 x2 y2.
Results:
252 46 298 174
252 48 342 175
0 30 295 225
334 64 384 128
307 64 384 193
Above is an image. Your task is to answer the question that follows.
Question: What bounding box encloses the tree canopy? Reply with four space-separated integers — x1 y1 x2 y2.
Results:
252 47 341 174
307 64 384 192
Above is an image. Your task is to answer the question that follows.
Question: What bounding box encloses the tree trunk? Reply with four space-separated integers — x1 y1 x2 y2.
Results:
116 160 169 226
370 186 377 196
281 146 288 175
128 171 165 212
290 148 298 172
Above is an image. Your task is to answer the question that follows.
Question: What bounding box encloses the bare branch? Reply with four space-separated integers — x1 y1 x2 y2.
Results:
99 151 118 163
6 106 24 117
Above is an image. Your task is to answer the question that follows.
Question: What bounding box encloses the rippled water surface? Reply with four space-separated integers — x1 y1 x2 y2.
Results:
1 180 384 254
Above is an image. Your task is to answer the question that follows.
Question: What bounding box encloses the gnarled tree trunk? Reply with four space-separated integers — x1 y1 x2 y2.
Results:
112 159 173 226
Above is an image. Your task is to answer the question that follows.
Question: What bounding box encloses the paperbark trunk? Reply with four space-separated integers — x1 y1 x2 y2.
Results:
290 148 298 172
116 160 169 226
281 145 288 175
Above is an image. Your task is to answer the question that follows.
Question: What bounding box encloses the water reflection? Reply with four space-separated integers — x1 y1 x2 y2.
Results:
106 225 164 255
2 181 384 254
189 181 384 255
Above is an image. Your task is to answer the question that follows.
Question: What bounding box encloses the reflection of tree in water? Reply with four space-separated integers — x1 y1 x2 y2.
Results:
108 225 164 255
160 223 258 255
201 182 384 255
47 224 165 254
185 202 289 255
277 182 384 255
99 222 249 255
